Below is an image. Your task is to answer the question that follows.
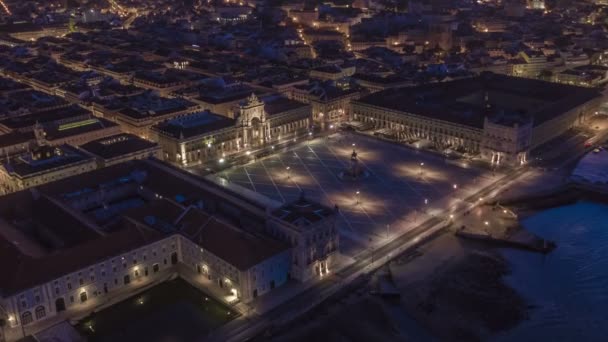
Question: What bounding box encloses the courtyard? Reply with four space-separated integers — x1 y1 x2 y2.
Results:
206 133 496 257
75 278 237 342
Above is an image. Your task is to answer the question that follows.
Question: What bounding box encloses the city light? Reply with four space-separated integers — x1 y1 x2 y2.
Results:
1 1 604 339
0 0 11 15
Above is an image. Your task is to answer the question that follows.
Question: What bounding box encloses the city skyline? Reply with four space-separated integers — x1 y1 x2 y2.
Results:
0 0 608 341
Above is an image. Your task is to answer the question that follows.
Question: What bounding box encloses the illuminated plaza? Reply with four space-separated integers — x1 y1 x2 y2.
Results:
213 132 495 256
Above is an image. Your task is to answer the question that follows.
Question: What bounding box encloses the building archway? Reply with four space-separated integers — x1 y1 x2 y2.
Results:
35 306 45 320
55 297 66 312
21 311 33 325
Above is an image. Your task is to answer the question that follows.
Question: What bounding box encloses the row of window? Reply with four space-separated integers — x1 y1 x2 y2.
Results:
20 306 46 325
18 238 177 310
20 260 176 326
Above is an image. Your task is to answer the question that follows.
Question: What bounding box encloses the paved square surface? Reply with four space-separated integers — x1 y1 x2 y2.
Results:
214 133 491 256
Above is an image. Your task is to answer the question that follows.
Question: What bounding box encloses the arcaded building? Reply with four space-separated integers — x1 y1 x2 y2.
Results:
0 159 337 336
152 94 311 166
351 73 602 166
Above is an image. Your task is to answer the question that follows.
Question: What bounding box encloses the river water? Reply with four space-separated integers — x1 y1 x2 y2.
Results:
493 201 608 342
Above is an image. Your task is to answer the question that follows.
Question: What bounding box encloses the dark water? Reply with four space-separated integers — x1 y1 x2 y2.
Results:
76 278 237 342
494 201 608 342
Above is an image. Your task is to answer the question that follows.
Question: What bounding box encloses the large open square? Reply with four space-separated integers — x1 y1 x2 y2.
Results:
208 133 494 257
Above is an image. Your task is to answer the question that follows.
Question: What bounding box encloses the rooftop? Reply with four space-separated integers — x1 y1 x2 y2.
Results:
127 203 290 271
2 145 94 178
0 105 90 131
0 158 285 295
153 110 235 140
261 95 309 116
354 73 602 128
271 193 335 229
79 133 159 160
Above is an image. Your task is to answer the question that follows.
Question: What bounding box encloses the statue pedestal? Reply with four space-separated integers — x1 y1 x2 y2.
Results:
337 149 369 181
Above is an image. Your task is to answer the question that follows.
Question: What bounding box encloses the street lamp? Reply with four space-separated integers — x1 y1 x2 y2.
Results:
286 166 291 179
453 183 458 190
419 162 424 177
356 190 360 204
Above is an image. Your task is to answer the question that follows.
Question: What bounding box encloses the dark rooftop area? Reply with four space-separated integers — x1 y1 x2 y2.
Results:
2 145 94 178
272 193 335 229
153 110 235 140
354 73 602 128
262 95 309 116
79 133 159 160
0 105 91 131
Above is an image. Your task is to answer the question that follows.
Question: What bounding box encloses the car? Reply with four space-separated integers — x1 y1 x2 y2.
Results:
584 141 593 148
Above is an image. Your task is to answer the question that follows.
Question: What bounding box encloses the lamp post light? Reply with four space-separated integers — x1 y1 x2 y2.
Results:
419 162 424 176
286 166 291 179
356 190 360 205
453 183 458 190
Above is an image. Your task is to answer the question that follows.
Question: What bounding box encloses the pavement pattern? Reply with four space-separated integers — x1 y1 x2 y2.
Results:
219 133 491 256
